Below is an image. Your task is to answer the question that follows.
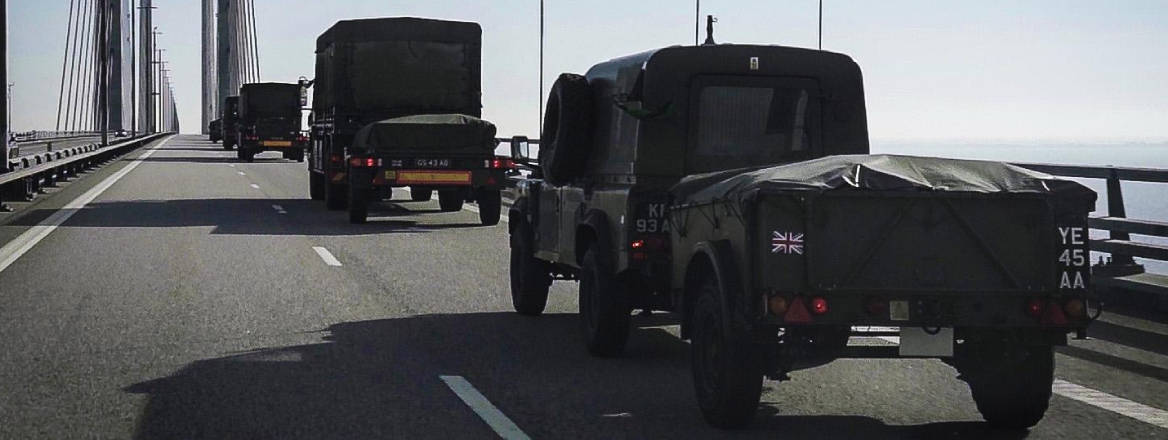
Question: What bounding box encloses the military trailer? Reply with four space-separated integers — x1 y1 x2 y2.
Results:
236 82 308 163
221 96 240 151
309 17 511 224
208 119 222 143
508 43 1096 429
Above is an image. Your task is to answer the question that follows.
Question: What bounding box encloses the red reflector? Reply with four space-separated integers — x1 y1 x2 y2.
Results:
1041 301 1069 325
1025 298 1044 318
783 297 813 324
810 297 829 315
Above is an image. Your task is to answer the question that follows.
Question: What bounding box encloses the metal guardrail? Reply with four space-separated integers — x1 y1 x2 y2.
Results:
11 130 104 143
0 133 170 211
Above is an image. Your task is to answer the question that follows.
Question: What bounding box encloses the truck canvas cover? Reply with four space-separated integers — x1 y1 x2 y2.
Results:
240 83 300 120
671 154 1095 205
351 114 497 156
313 17 482 118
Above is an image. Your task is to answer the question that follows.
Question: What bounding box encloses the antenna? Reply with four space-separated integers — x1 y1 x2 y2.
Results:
703 15 717 46
694 0 699 46
818 0 823 50
539 0 544 138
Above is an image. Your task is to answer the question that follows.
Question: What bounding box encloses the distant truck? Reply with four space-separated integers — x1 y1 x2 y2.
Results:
208 119 222 143
237 82 307 162
221 96 240 151
308 17 513 224
508 42 1097 430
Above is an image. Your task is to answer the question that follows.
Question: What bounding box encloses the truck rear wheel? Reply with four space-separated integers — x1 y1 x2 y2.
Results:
438 190 463 212
962 344 1054 429
348 185 369 224
691 275 764 429
478 188 502 226
325 179 348 210
309 172 324 200
579 246 630 357
411 187 433 202
510 220 551 315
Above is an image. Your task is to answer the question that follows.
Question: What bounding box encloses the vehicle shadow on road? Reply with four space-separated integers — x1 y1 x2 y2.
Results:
123 312 1027 440
8 198 490 236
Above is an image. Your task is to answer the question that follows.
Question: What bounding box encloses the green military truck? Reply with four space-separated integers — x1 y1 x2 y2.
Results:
508 43 1096 429
236 82 308 163
208 119 222 143
221 96 240 151
308 17 512 224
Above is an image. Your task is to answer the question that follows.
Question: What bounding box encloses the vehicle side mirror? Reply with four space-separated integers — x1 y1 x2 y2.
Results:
510 136 533 163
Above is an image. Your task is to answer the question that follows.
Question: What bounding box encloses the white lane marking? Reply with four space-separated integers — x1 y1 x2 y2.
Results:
228 164 236 168
237 171 246 176
312 246 342 267
0 136 173 274
1052 380 1168 429
272 204 287 214
440 375 530 440
249 183 260 189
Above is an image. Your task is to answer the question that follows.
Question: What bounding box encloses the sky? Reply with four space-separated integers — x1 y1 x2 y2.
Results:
7 0 1168 142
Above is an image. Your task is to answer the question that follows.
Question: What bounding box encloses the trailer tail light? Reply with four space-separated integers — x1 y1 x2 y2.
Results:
783 297 813 324
488 158 516 169
297 135 309 142
349 157 379 168
1041 301 1069 325
810 297 829 315
1025 298 1044 318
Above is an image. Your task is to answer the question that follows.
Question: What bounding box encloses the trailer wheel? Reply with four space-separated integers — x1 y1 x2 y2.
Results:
309 172 324 200
325 179 347 210
478 188 502 226
579 245 630 357
236 149 246 161
691 274 764 429
438 190 463 212
962 344 1054 429
510 220 551 316
348 185 368 224
295 150 305 162
411 187 433 202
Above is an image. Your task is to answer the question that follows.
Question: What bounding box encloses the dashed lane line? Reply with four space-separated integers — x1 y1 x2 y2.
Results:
249 183 260 189
312 246 342 267
1052 380 1168 429
440 375 531 440
272 204 287 214
238 171 246 176
0 136 173 275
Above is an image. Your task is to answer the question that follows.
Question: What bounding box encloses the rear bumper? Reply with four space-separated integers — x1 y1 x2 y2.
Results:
239 139 308 151
347 167 509 190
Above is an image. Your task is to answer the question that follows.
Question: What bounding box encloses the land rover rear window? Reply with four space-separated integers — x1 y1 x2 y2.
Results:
689 77 820 172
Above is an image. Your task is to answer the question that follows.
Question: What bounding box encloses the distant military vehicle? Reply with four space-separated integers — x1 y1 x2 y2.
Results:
221 96 240 151
308 17 512 224
237 82 307 162
208 119 222 143
508 40 1096 430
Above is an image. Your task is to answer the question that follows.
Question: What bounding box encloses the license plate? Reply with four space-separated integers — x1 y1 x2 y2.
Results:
389 170 471 185
415 158 451 168
899 327 953 357
262 140 292 147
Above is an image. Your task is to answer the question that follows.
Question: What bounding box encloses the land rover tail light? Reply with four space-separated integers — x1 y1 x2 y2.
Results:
488 158 516 169
630 239 644 249
1025 298 1044 318
1063 298 1085 319
349 157 379 168
1041 300 1069 325
768 295 788 316
810 297 829 315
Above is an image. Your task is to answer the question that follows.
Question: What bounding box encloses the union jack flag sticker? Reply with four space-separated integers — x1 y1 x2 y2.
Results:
771 231 804 255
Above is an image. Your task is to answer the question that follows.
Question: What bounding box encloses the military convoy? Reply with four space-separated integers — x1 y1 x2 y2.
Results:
207 119 222 143
508 42 1096 429
220 96 240 151
306 18 512 224
236 82 308 163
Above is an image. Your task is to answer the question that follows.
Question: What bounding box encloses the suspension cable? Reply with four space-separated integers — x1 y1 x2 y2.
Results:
66 0 91 132
74 0 95 131
248 0 260 82
55 0 78 131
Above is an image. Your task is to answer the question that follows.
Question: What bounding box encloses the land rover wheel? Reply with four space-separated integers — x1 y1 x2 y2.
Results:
309 172 324 200
579 245 630 357
438 190 463 212
325 179 347 210
510 220 551 315
411 187 433 202
478 188 502 226
348 184 368 224
691 275 764 429
963 344 1054 429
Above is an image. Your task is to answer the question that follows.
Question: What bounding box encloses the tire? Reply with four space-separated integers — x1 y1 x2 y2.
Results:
478 188 502 226
309 171 325 201
325 178 347 210
539 73 593 185
690 275 764 429
236 149 246 161
295 150 305 163
510 220 551 316
411 187 433 202
579 245 630 357
438 190 463 212
963 345 1054 429
348 184 368 224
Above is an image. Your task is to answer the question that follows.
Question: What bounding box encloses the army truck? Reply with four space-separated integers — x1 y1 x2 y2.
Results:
208 119 222 143
309 17 510 224
236 82 308 163
508 43 1096 429
221 96 240 151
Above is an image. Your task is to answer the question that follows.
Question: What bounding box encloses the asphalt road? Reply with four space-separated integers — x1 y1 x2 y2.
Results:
0 134 1165 439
